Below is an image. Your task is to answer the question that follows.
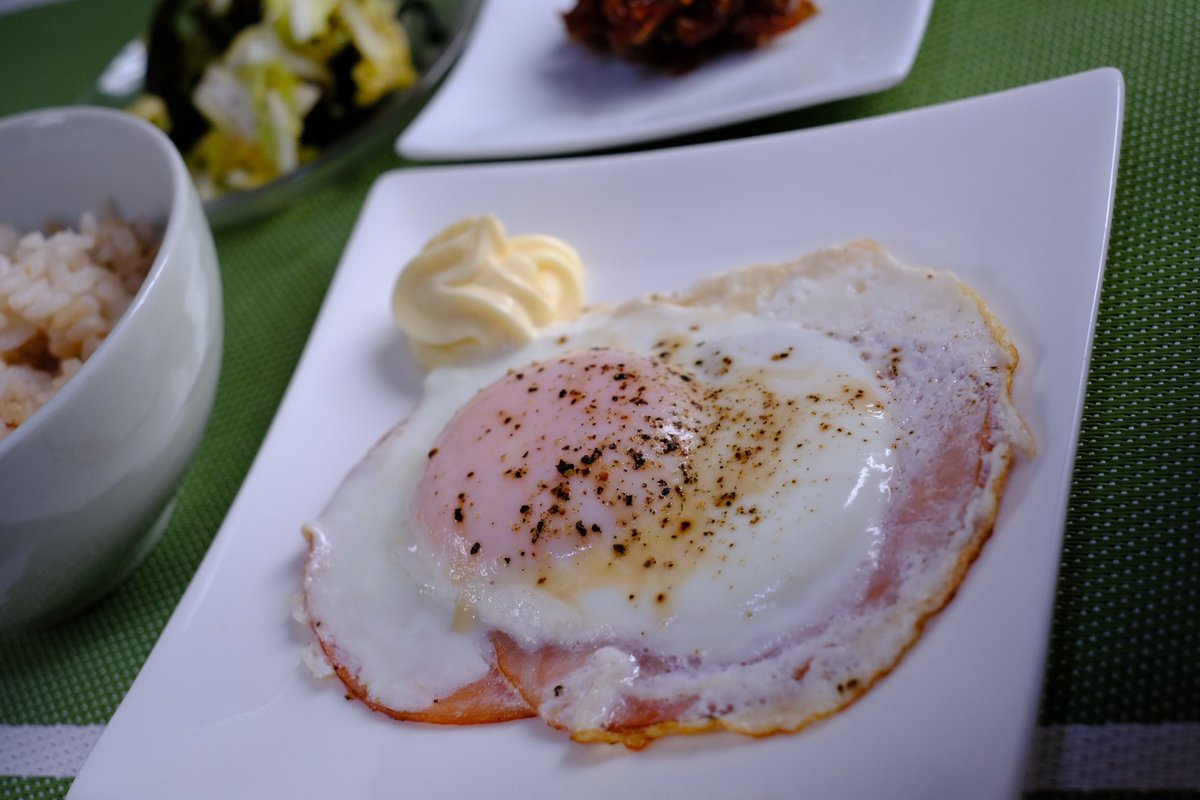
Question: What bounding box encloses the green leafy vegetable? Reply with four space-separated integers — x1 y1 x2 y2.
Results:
137 0 420 199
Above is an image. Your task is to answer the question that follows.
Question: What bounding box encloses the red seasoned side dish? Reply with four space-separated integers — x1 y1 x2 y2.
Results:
562 0 817 72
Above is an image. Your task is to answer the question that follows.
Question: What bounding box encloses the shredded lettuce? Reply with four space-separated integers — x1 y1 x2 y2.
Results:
136 0 418 199
192 62 258 140
264 0 340 43
339 0 416 106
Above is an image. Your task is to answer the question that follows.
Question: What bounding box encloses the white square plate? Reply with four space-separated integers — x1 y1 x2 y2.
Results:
397 0 933 160
72 68 1123 799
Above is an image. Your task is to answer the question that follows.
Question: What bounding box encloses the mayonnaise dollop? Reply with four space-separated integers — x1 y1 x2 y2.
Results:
391 215 586 369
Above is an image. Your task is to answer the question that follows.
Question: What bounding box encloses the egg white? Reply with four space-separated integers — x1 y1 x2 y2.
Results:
306 300 895 708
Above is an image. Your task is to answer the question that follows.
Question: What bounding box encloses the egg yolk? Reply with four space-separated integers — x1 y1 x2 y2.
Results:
416 349 703 594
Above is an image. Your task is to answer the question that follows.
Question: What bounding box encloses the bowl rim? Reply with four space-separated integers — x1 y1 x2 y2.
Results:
0 105 196 460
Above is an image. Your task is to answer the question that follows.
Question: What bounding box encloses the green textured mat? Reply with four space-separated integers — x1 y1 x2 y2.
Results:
1 0 1197 797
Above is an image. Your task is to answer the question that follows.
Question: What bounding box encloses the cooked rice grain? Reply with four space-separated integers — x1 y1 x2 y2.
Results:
0 211 161 442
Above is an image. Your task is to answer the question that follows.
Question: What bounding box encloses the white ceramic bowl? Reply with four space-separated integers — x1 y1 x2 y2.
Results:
0 107 223 631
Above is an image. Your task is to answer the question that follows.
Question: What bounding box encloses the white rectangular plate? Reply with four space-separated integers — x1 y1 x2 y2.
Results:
72 68 1123 799
397 0 933 160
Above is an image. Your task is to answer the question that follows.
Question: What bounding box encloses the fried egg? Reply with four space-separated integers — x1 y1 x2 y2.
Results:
301 240 1032 746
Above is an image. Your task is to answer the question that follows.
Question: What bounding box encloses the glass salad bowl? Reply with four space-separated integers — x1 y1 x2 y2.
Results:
87 0 481 228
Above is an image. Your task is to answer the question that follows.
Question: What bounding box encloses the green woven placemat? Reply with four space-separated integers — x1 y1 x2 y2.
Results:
1 1 1197 797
